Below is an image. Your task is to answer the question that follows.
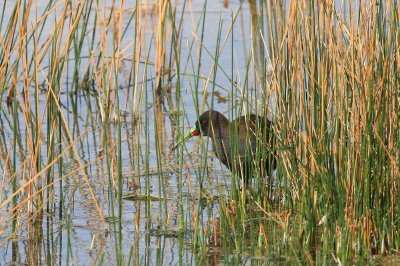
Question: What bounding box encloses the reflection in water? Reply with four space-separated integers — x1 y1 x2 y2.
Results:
2 0 390 264
27 219 43 265
1 0 243 263
249 0 265 82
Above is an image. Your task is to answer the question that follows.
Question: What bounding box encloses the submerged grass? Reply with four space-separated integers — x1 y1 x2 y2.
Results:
0 0 399 265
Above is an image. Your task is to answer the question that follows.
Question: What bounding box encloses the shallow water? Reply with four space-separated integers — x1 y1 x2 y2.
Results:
0 0 377 265
0 1 271 265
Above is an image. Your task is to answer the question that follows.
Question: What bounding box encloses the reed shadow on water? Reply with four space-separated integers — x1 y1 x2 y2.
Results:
0 0 399 265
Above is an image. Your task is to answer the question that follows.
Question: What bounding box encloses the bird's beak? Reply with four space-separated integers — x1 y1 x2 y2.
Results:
172 126 200 151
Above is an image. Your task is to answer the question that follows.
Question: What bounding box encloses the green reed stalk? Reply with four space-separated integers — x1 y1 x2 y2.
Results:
112 6 123 262
264 0 400 262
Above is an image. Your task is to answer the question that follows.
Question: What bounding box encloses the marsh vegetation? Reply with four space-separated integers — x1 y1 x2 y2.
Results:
0 0 399 264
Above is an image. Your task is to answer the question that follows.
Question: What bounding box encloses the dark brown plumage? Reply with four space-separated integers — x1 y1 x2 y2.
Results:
173 110 276 182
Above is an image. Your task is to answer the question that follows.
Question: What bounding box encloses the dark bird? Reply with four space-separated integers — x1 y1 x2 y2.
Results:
173 110 275 183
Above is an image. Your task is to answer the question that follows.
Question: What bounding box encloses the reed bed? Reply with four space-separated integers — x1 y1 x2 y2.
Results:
0 0 399 265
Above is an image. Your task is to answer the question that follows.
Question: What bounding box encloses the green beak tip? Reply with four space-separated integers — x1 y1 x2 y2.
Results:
172 126 197 151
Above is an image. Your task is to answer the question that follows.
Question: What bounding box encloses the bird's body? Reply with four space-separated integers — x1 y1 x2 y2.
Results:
174 110 275 182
